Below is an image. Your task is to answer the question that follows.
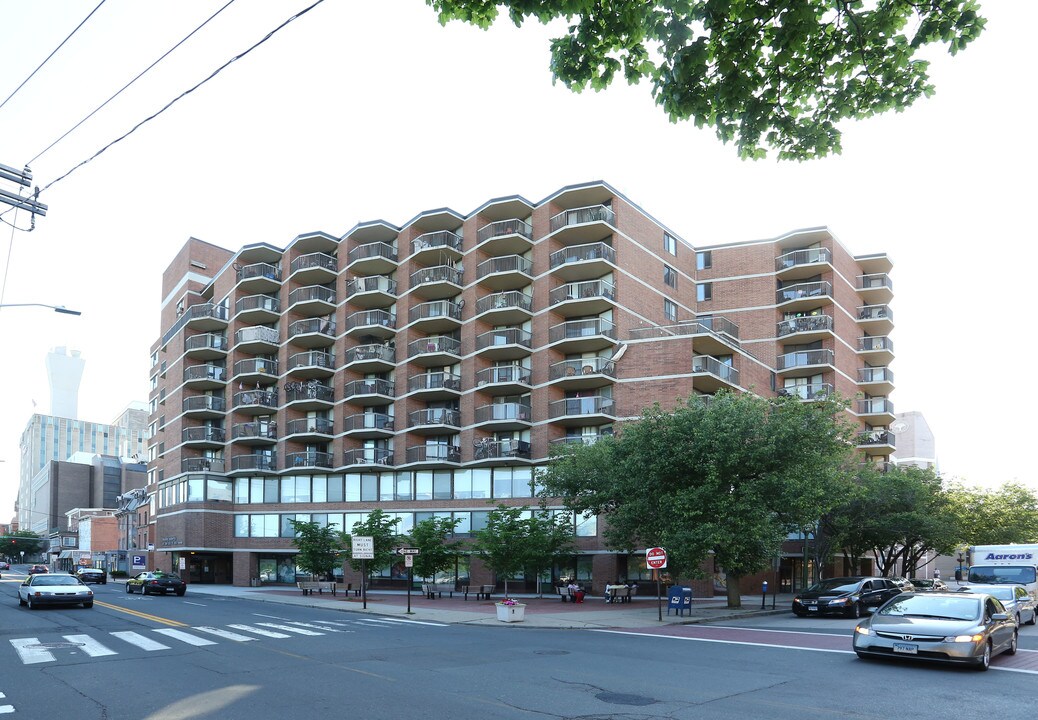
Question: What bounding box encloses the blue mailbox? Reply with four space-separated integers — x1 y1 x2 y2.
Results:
667 586 693 616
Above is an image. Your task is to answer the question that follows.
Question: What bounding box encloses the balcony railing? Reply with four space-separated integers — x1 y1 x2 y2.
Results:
285 451 334 469
284 381 334 404
551 435 611 448
474 403 532 423
408 335 461 358
409 265 463 288
475 327 532 351
185 333 228 353
287 350 334 372
858 305 893 321
407 372 462 393
232 454 277 472
549 204 615 233
857 398 894 415
412 230 462 255
185 303 228 323
233 358 278 376
476 255 532 279
477 218 533 243
692 356 740 385
548 357 616 380
410 300 463 324
343 447 394 466
858 367 894 384
181 457 225 473
346 275 397 297
345 310 394 332
776 247 831 271
289 317 336 338
777 315 833 337
549 242 616 269
776 281 832 304
345 343 395 364
548 318 617 344
476 364 531 385
235 326 280 345
288 285 336 307
182 427 225 443
184 364 226 382
343 378 395 398
549 279 616 305
232 421 277 440
777 349 834 371
627 317 740 344
858 336 894 353
235 294 279 316
347 241 397 264
475 291 533 315
405 445 461 463
344 413 395 432
548 396 615 419
285 417 334 435
858 430 895 447
473 438 531 460
290 252 337 274
183 395 226 413
232 388 278 410
858 273 892 291
236 262 281 283
778 383 833 400
409 408 461 428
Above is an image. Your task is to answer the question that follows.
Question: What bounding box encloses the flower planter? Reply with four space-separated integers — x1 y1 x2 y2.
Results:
496 603 526 623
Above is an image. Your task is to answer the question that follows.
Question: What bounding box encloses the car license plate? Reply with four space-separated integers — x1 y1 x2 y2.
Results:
893 643 918 655
808 606 818 612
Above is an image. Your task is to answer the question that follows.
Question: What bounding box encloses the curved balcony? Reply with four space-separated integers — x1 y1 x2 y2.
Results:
181 457 225 474
409 300 463 332
287 285 336 316
857 430 896 455
289 252 337 285
346 241 397 274
235 262 281 293
856 397 895 423
231 420 277 444
286 350 335 379
474 328 532 360
549 242 616 282
778 383 833 401
289 317 337 348
343 378 395 404
409 265 462 300
344 342 395 372
344 413 395 438
548 318 617 353
476 255 533 291
549 279 616 316
411 230 463 264
475 291 533 324
858 366 895 396
408 408 461 434
474 403 532 431
407 372 462 399
548 357 616 390
344 309 395 340
630 317 740 356
182 426 225 448
235 294 280 323
284 381 334 410
183 395 226 418
235 326 280 354
475 364 531 394
857 305 894 335
284 417 334 440
343 447 395 468
184 303 229 332
548 204 616 244
183 364 227 389
776 281 833 311
285 451 334 471
548 396 616 426
776 349 835 376
185 333 228 360
550 434 611 449
775 247 832 280
405 445 461 465
857 273 893 304
230 453 278 475
345 275 397 309
475 218 533 255
777 315 834 343
472 438 532 464
232 358 278 385
691 356 740 392
858 335 894 366
407 335 462 366
232 388 278 415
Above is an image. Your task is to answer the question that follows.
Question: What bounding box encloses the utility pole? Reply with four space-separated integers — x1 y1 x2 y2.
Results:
0 162 47 216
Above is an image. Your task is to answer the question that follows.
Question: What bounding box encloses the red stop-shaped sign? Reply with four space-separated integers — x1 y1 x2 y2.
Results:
646 547 668 569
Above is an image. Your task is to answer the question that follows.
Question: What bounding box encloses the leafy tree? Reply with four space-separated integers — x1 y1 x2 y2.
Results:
407 516 463 582
340 509 402 582
523 507 574 597
427 0 986 160
945 482 1038 546
472 505 562 597
3 530 43 559
288 520 341 580
539 391 854 607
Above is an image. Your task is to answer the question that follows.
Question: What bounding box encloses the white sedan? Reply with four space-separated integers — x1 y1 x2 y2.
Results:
19 573 94 609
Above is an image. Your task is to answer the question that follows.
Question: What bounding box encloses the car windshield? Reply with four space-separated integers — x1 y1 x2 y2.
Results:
878 594 980 621
910 580 932 587
805 579 861 593
35 576 81 586
968 566 1037 584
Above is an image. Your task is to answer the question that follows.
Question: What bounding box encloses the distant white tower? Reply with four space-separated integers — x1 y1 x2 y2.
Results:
45 346 84 419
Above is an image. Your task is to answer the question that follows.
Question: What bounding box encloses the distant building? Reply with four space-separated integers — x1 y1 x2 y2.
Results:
45 346 85 419
892 411 937 472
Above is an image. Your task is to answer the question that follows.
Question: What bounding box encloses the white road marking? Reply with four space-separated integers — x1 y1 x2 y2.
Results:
255 623 324 636
0 705 13 714
592 629 855 654
9 638 54 664
283 621 342 632
63 635 117 657
152 629 217 646
374 617 449 627
183 601 207 607
228 624 292 638
193 627 255 642
110 632 171 651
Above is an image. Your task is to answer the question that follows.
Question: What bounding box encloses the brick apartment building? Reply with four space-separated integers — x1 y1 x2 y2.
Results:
146 180 894 592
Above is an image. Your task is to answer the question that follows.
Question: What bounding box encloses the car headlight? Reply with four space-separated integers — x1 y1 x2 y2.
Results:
792 597 802 604
855 626 875 636
945 634 984 643
829 597 850 605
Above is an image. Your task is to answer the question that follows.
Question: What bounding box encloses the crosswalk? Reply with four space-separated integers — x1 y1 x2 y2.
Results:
8 616 446 666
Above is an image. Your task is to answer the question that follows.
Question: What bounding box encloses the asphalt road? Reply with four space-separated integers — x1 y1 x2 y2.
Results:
1 570 1035 719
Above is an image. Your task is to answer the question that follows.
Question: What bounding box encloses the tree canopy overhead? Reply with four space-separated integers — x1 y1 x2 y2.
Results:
427 0 986 159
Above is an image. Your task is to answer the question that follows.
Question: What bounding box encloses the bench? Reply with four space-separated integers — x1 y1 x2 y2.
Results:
462 584 494 601
297 581 338 596
605 585 631 603
421 583 455 599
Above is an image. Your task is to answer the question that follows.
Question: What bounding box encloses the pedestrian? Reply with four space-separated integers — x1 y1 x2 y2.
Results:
933 568 941 580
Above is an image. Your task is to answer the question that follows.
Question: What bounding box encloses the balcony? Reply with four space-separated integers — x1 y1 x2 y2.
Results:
285 451 334 471
407 335 462 366
777 315 834 343
284 417 334 439
409 265 463 300
474 327 532 360
775 247 832 280
230 454 278 474
405 445 462 465
858 336 894 366
548 357 616 390
475 218 534 255
182 426 225 447
409 300 463 332
408 408 461 434
411 230 463 263
287 285 336 316
476 255 533 291
181 457 225 474
474 291 533 324
344 413 395 438
183 395 226 418
183 364 227 389
474 402 532 430
346 241 397 274
184 303 229 332
231 420 277 444
858 366 895 395
548 396 616 426
344 309 395 340
407 372 462 399
549 279 616 315
475 364 531 394
778 383 833 401
548 318 617 353
472 438 532 463
235 294 280 323
551 434 611 449
284 381 334 410
235 325 280 354
236 262 281 293
343 447 395 468
289 317 337 348
548 204 616 244
691 356 740 392
184 333 228 360
776 281 833 311
857 273 893 304
232 388 278 415
232 358 278 385
344 342 395 371
549 242 616 282
345 276 396 308
857 304 894 335
857 430 896 455
289 252 337 285
776 349 835 376
343 378 395 404
628 317 740 356
286 350 335 379
856 397 895 423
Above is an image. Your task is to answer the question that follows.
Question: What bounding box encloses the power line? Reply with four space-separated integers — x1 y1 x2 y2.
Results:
0 0 108 114
40 0 327 194
29 0 239 166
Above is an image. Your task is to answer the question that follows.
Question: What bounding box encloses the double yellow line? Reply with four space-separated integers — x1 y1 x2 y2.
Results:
94 599 188 626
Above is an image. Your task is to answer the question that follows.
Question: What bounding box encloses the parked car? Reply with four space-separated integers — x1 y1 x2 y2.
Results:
793 577 905 618
18 574 94 609
910 578 948 592
0 561 10 570
957 584 1036 626
853 591 1017 670
888 576 916 592
28 564 49 575
75 567 107 585
126 571 186 596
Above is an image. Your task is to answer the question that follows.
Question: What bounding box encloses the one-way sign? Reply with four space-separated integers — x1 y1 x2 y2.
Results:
398 547 420 555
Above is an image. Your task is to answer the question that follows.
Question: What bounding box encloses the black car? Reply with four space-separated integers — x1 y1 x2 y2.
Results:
793 576 906 618
126 571 186 596
76 567 107 584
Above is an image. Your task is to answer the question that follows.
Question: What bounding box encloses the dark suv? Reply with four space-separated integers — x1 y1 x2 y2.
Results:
793 577 906 618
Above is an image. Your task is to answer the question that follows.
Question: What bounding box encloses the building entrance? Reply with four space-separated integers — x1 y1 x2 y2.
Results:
186 553 232 584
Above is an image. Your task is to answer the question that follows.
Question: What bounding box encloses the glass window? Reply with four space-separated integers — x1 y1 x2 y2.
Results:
250 477 263 504
208 478 232 502
664 233 677 256
471 511 490 533
344 512 366 532
697 283 712 302
344 474 360 502
453 512 471 534
281 515 296 537
327 475 344 502
395 472 412 501
664 265 677 288
360 474 378 502
263 477 279 504
664 299 677 322
327 513 344 532
234 478 249 504
187 477 204 502
696 250 712 270
433 471 452 500
379 474 395 501
312 476 327 503
281 476 296 503
234 515 248 537
575 512 597 537
415 471 433 501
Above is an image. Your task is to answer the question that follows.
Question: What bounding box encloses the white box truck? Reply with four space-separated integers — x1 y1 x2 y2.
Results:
968 544 1038 600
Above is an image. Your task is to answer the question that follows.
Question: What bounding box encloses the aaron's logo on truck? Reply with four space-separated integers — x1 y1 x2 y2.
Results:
984 552 1034 561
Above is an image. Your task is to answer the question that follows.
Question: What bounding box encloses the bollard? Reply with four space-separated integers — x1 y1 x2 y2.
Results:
761 580 768 609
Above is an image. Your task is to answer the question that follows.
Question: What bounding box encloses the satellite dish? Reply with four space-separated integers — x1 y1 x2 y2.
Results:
889 421 908 434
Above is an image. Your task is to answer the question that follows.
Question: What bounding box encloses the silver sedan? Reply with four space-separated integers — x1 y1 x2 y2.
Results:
853 592 1017 671
18 574 94 609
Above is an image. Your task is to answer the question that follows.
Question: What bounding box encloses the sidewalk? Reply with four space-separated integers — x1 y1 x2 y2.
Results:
177 582 793 629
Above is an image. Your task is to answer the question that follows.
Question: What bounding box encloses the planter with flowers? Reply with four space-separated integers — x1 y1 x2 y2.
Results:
496 597 526 623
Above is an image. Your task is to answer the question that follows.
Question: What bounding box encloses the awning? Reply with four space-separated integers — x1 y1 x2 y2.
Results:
58 550 75 559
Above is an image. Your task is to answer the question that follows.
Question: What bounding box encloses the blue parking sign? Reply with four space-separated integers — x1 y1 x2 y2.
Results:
132 555 146 568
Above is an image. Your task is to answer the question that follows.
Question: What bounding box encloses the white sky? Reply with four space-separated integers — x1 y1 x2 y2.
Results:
0 1 1034 517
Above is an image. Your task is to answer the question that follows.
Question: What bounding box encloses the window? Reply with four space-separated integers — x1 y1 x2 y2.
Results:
664 233 677 256
697 283 712 302
664 299 677 322
697 251 712 270
664 265 677 288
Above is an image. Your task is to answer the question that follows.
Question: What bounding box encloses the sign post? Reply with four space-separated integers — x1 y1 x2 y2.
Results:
399 548 419 614
352 536 375 609
646 547 668 622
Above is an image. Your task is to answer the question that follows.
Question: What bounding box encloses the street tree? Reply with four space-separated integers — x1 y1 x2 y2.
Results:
3 530 43 560
539 391 854 607
288 519 341 580
427 0 986 160
524 507 574 597
945 482 1038 546
340 509 403 582
472 505 568 597
407 516 463 582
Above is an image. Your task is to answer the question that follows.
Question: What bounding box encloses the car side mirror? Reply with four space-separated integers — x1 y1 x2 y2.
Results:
991 613 1009 622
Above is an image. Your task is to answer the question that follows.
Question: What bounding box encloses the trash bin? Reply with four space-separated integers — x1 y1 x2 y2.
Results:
250 578 260 587
667 586 693 616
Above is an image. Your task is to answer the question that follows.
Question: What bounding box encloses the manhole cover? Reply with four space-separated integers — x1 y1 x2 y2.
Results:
534 650 570 656
595 692 657 707
27 642 85 649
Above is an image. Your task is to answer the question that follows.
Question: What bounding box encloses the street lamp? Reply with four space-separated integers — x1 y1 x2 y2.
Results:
0 303 81 315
